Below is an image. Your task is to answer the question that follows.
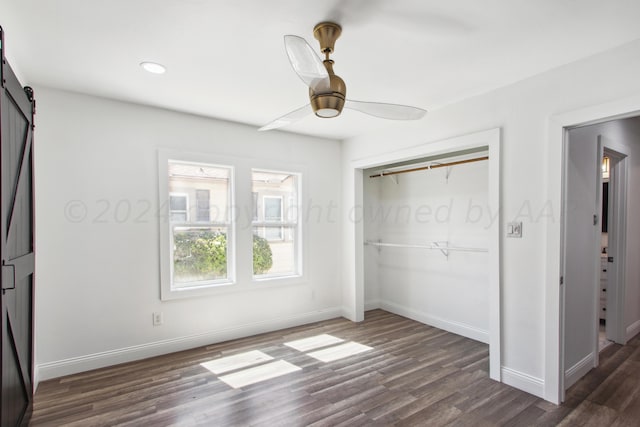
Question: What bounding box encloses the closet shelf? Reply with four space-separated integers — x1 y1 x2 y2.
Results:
364 240 488 258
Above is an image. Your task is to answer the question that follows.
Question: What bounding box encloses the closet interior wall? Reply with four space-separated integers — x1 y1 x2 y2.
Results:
363 155 491 342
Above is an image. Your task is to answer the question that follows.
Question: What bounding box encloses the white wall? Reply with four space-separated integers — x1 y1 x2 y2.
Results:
342 39 640 399
33 87 343 381
29 37 640 402
363 158 490 342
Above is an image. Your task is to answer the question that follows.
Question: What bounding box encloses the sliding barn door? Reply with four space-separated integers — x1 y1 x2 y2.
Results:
0 26 36 426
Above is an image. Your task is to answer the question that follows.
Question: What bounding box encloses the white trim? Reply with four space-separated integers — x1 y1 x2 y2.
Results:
347 127 501 380
545 93 640 404
626 319 640 341
564 352 596 390
380 301 490 344
36 307 343 381
501 367 544 398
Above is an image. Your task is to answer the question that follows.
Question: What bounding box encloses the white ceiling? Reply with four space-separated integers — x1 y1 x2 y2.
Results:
2 0 640 140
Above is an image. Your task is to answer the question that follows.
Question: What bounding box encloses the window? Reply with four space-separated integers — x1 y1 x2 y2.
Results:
169 193 188 222
164 160 234 295
160 150 304 299
263 196 283 240
252 170 301 278
196 189 210 222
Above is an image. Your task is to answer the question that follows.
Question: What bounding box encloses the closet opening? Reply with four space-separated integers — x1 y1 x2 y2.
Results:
363 149 491 344
349 128 501 382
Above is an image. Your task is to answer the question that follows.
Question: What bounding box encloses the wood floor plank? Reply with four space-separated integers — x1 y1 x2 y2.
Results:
29 310 640 426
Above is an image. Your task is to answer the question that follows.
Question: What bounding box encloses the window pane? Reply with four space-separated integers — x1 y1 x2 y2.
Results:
173 226 228 286
264 225 283 241
253 227 296 276
252 170 299 278
264 197 282 221
170 212 187 223
170 195 187 211
168 162 230 223
167 161 233 291
196 189 210 222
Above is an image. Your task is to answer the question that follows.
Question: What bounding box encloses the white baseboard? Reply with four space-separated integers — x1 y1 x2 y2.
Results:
501 367 545 398
37 307 343 381
364 299 381 311
564 352 595 389
626 319 640 341
379 301 489 344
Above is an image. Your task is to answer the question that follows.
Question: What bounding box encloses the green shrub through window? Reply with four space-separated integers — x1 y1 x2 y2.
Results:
174 230 273 283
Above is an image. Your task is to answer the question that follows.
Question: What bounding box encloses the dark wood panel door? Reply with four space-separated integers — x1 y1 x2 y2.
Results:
0 26 36 426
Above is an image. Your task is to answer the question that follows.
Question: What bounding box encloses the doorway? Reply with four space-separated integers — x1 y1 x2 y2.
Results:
561 120 633 399
544 96 640 404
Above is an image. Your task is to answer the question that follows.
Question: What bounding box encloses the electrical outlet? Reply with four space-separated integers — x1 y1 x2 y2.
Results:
152 312 163 326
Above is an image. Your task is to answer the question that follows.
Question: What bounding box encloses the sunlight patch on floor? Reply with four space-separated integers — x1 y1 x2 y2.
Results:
218 360 302 388
200 350 273 375
284 334 344 352
307 341 373 363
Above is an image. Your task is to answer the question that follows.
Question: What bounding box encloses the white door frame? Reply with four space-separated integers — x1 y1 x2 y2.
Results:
545 94 640 404
345 127 501 381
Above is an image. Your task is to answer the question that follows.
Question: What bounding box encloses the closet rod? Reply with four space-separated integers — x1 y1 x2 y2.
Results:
369 155 489 178
365 241 488 253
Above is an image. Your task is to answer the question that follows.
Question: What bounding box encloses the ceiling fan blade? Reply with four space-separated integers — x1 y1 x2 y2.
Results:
258 104 313 131
344 100 427 120
284 35 330 92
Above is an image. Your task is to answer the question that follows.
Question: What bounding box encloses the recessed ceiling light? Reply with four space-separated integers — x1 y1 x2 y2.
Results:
140 61 166 74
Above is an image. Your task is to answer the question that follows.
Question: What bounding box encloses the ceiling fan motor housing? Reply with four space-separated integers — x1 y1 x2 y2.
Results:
310 60 346 118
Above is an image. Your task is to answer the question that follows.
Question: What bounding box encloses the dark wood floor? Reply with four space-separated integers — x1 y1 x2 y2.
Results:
30 310 640 426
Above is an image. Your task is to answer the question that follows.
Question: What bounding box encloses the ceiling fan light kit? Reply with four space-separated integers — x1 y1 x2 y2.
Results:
259 21 426 131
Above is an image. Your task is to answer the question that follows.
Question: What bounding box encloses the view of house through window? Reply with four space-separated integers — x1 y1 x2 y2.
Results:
162 160 302 296
252 170 300 278
168 161 233 289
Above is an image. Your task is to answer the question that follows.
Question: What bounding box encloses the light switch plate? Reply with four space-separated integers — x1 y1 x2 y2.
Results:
507 222 523 238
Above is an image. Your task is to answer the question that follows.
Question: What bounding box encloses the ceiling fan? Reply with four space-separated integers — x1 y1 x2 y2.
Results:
259 22 426 131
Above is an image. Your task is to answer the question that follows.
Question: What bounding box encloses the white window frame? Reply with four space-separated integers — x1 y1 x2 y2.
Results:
251 169 302 281
159 150 236 300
